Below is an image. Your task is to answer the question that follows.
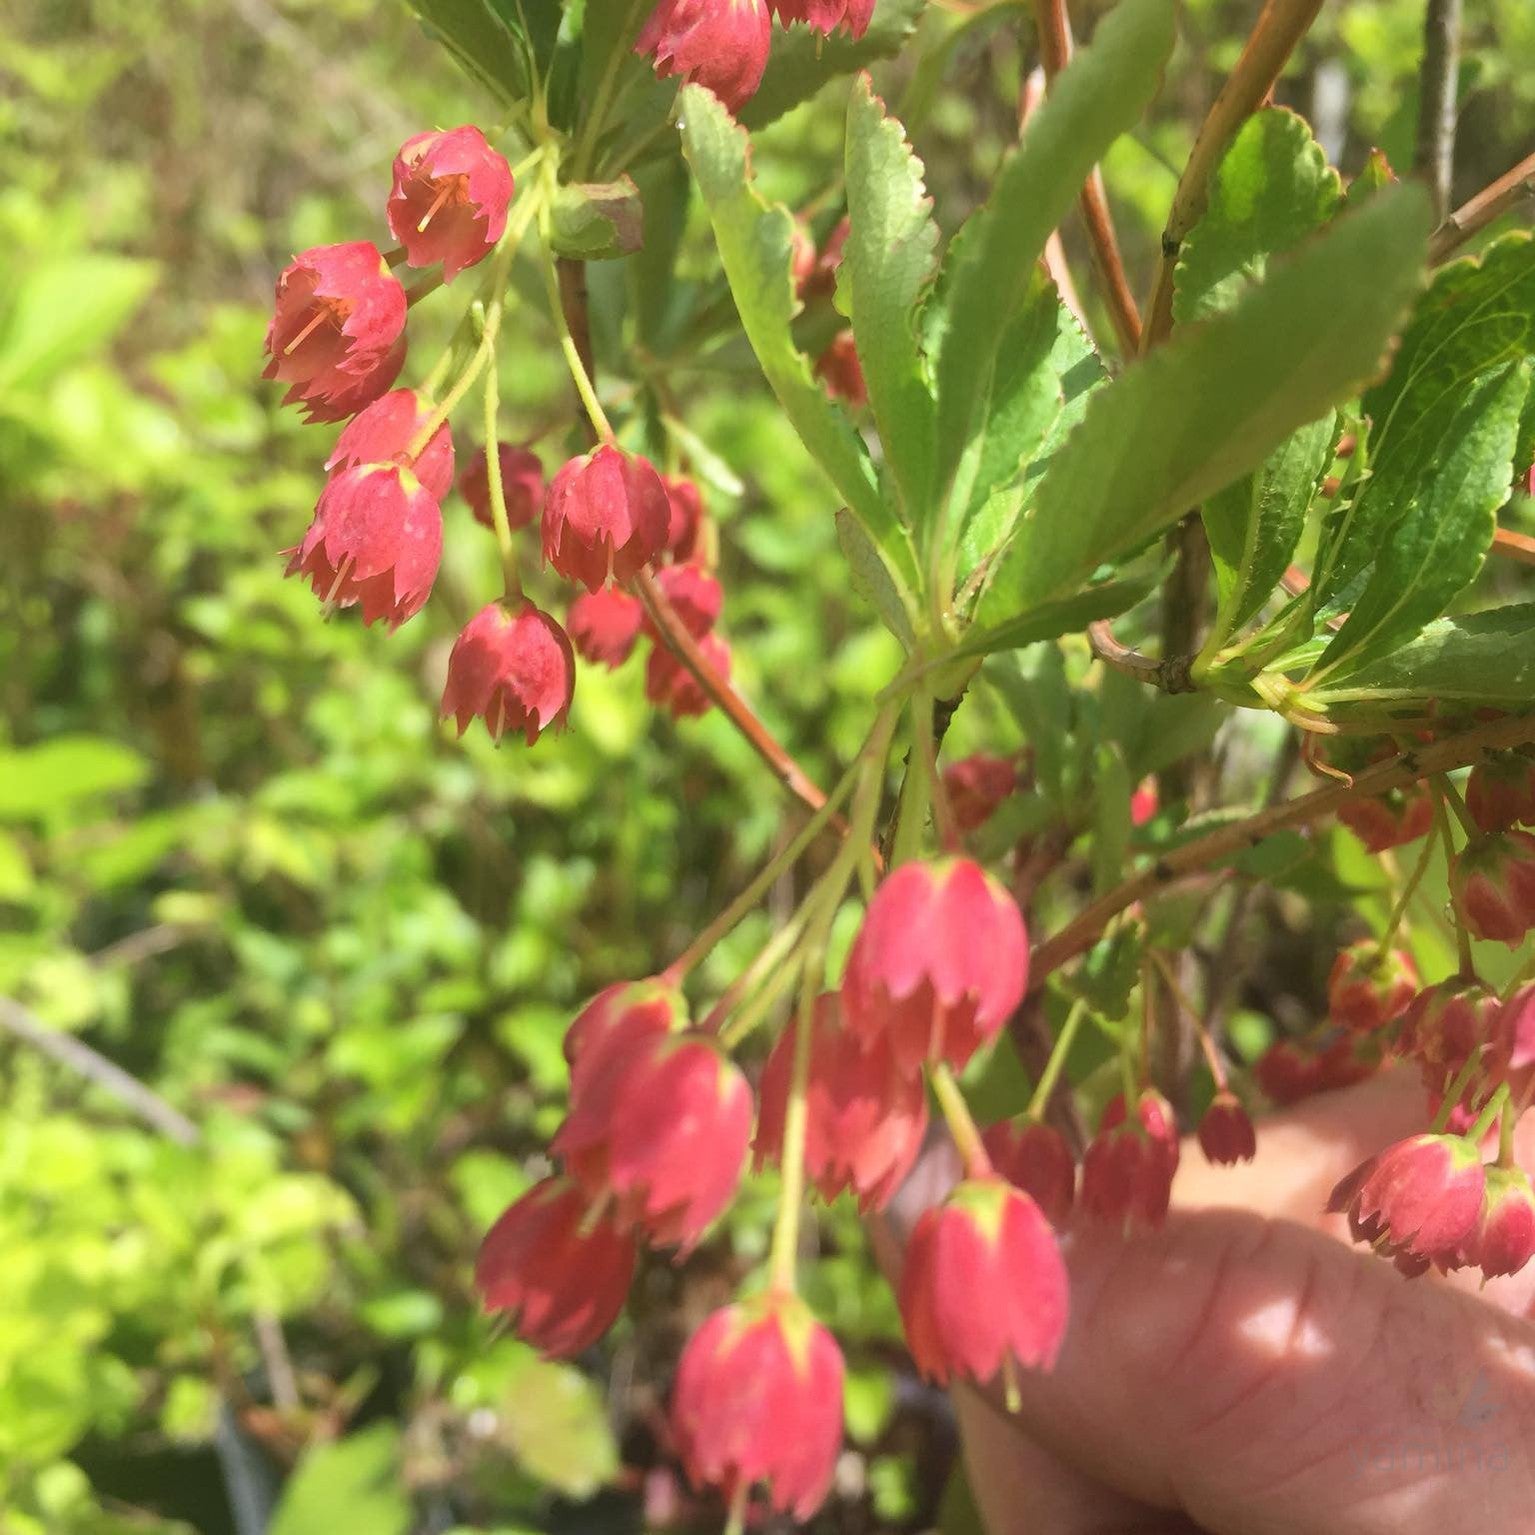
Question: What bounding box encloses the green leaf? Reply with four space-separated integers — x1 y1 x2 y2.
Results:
1309 603 1535 712
738 0 927 131
957 575 1152 660
402 0 528 105
0 737 148 821
0 257 158 394
843 76 939 521
1202 413 1335 646
678 85 920 608
1090 742 1132 896
1316 232 1535 608
932 0 1175 499
976 184 1432 626
269 1426 409 1535
549 177 644 260
1173 107 1342 325
837 509 916 648
1310 361 1529 681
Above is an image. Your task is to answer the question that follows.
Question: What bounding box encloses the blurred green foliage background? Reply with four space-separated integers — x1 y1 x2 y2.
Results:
2 0 1533 1530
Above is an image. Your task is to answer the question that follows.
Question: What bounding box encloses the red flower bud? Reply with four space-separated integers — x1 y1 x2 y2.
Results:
286 463 441 628
1130 776 1160 827
1255 1032 1380 1105
1080 1089 1180 1229
554 1031 753 1250
1465 753 1535 834
754 994 928 1213
1465 1165 1535 1279
263 242 407 423
459 443 543 531
1491 984 1535 1099
440 601 575 743
1399 979 1499 1093
815 330 867 406
672 1292 844 1520
981 1118 1075 1226
1336 787 1433 853
569 587 645 668
1197 1090 1257 1166
1327 939 1418 1032
841 857 1028 1075
794 215 849 301
635 0 772 111
662 474 705 561
326 388 454 500
387 125 514 282
563 977 687 1099
768 0 874 38
1341 1133 1485 1263
1451 831 1535 945
474 1176 635 1357
542 444 671 592
942 754 1018 834
646 634 731 718
644 563 723 640
899 1179 1068 1385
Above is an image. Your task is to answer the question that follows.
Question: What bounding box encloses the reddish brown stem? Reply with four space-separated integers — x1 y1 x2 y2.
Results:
1028 709 1535 990
1492 526 1535 568
1430 150 1535 264
1029 0 1143 355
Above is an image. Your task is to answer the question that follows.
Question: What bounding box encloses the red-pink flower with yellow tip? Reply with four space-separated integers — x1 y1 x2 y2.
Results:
542 444 671 592
460 443 543 531
387 125 514 281
635 0 772 111
982 1117 1076 1226
440 601 575 743
326 388 454 498
569 587 645 669
1327 939 1418 1033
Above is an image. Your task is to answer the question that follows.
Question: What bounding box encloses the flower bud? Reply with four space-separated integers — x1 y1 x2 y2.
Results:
768 0 874 39
440 601 575 743
1465 753 1535 834
841 857 1028 1075
475 1177 635 1356
815 330 867 406
1254 1032 1379 1105
672 1293 844 1520
1327 939 1418 1032
554 1030 753 1251
943 754 1018 834
646 634 731 719
643 562 723 640
1130 776 1160 827
754 994 928 1212
899 1179 1068 1385
1398 979 1500 1092
1197 1090 1256 1166
1337 787 1433 853
661 474 705 561
981 1117 1075 1226
1451 831 1535 946
460 443 543 531
569 587 645 668
542 444 671 592
635 0 772 111
285 463 441 628
263 242 407 423
387 125 514 281
563 977 688 1098
1080 1089 1180 1230
326 389 454 499
1465 1165 1535 1279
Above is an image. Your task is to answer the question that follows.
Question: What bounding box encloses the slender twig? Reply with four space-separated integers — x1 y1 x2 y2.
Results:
1430 150 1535 263
1019 69 1089 332
1413 0 1464 223
1492 527 1535 568
0 996 199 1146
1087 619 1196 693
1028 709 1535 989
1029 0 1142 354
1142 0 1327 350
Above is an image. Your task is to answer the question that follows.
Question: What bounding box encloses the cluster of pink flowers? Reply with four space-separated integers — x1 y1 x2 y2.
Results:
264 125 732 746
636 0 875 112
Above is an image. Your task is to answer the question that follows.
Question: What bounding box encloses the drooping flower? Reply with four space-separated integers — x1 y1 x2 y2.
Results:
563 977 687 1098
635 0 772 111
460 443 544 531
943 754 1018 834
326 388 454 499
841 858 1028 1075
387 125 514 281
661 474 705 562
1398 979 1499 1093
815 330 867 406
754 994 928 1213
1451 831 1535 946
1333 1133 1485 1265
981 1117 1075 1226
1337 787 1434 853
1491 983 1535 1100
542 444 671 592
899 1179 1068 1385
554 1030 753 1250
768 0 874 40
569 587 645 669
285 463 441 628
1079 1089 1180 1230
1254 1032 1380 1105
263 242 407 423
1465 753 1535 834
1197 1091 1257 1166
646 634 731 719
671 1292 844 1520
644 562 723 640
440 601 575 743
474 1176 636 1356
1130 777 1160 827
1327 939 1418 1033
1463 1165 1535 1279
